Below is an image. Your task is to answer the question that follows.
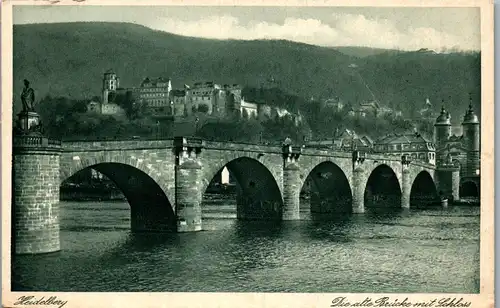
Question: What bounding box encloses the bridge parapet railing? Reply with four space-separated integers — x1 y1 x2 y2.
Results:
13 135 61 150
409 161 436 169
300 147 352 158
365 153 402 162
62 139 175 151
203 140 282 153
174 136 204 148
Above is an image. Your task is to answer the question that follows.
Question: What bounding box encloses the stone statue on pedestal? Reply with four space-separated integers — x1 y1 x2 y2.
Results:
15 79 42 135
21 79 35 112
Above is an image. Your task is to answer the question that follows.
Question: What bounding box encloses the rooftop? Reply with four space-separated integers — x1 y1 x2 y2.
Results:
462 100 479 124
435 105 451 125
141 77 171 87
376 132 432 145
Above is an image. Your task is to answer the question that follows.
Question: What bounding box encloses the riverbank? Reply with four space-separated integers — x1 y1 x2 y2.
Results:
60 185 126 201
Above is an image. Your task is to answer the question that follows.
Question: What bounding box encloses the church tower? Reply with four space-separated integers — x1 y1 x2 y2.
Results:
102 69 119 104
434 104 451 166
462 96 480 177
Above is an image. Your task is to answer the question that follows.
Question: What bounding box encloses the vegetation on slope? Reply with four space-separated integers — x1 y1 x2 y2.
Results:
14 22 481 123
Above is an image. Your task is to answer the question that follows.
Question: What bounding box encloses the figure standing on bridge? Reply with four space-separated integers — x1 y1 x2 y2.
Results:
21 79 35 112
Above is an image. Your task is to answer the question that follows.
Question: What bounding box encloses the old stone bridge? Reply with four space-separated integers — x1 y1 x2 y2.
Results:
13 136 460 254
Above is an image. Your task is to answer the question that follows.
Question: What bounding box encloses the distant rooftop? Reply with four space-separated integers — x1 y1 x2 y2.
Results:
140 77 171 87
376 132 432 145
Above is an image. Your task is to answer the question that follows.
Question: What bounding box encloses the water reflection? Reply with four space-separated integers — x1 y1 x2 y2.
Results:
12 201 480 293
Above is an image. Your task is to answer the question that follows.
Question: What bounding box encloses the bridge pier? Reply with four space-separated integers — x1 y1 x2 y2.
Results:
13 133 62 254
401 169 411 209
436 165 460 202
282 145 302 220
401 157 411 209
174 137 203 232
283 162 301 220
352 167 365 213
175 161 203 232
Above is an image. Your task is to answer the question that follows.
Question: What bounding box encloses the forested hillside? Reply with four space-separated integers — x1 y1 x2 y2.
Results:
13 22 481 121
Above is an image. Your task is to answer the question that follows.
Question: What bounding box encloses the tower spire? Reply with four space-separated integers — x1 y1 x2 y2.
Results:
468 92 473 111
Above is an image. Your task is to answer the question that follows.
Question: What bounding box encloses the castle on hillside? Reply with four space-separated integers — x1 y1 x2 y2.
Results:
90 70 303 125
100 69 173 115
434 100 480 196
96 70 255 119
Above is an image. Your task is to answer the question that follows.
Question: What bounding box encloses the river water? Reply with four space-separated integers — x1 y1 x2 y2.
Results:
12 196 480 293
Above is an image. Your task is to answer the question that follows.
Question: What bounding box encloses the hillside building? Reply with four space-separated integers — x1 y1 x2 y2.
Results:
170 82 243 118
101 103 125 116
102 69 120 105
374 132 436 165
306 128 373 151
347 100 401 118
378 106 395 117
322 97 344 111
418 98 437 120
187 82 240 117
132 77 172 114
257 104 273 119
86 100 101 114
348 100 380 117
356 100 380 117
237 98 259 119
171 88 188 117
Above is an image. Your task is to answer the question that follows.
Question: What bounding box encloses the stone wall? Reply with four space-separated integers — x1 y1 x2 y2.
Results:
13 146 61 254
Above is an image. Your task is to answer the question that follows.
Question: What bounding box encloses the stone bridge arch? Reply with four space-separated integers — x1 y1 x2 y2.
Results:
200 152 284 220
298 157 353 217
408 169 439 207
363 161 403 188
460 178 480 198
361 162 402 209
60 152 176 232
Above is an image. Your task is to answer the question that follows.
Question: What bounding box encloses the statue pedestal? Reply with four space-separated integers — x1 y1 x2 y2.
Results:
13 109 62 254
16 111 41 135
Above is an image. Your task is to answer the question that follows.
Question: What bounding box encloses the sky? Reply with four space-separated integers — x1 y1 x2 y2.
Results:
13 6 481 51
